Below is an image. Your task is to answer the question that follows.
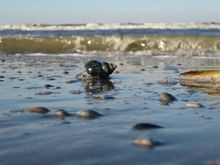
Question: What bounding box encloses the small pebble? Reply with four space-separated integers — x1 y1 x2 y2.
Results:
132 123 163 130
55 109 71 117
70 90 82 95
35 91 53 95
157 80 177 86
76 109 102 119
26 107 50 114
133 138 154 148
160 92 177 105
44 84 54 88
185 103 204 109
0 75 5 79
65 80 78 84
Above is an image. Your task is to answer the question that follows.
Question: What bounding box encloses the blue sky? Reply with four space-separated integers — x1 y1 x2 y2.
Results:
0 0 220 24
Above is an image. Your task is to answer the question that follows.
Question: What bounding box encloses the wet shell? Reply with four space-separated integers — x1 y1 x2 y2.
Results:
180 70 220 88
85 60 103 76
84 60 117 79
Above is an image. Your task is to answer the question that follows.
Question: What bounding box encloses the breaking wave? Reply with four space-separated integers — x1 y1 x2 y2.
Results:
1 35 220 55
1 23 220 55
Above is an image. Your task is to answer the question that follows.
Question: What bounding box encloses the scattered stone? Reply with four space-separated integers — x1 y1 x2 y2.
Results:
75 109 102 119
133 138 154 148
160 92 177 105
132 123 163 130
47 77 56 81
35 91 53 95
26 107 50 114
44 84 54 88
63 71 69 74
185 103 204 109
70 90 82 95
157 80 177 86
65 80 78 84
152 65 158 68
55 109 71 117
93 95 115 100
0 75 5 79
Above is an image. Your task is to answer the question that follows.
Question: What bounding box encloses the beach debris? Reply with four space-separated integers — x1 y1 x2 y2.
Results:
55 109 71 117
77 60 117 80
160 92 177 105
132 123 163 130
180 70 220 87
185 102 204 109
75 109 102 119
26 106 50 114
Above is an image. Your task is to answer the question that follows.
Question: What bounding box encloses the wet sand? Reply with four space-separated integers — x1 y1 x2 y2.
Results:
1 54 220 165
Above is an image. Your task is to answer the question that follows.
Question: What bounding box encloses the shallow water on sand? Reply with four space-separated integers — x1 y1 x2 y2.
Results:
1 54 220 165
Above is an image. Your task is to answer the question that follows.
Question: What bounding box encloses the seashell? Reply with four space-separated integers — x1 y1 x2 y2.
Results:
79 60 117 80
85 60 103 76
180 70 220 88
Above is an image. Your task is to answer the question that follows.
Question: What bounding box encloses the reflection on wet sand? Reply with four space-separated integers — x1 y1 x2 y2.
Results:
82 79 115 94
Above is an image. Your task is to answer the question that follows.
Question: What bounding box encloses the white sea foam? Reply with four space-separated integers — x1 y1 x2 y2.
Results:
1 23 220 31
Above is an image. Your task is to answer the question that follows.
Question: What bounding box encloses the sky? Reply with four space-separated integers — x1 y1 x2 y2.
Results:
0 0 220 24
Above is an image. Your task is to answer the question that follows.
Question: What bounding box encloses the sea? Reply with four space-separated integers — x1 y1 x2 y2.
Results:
1 22 220 56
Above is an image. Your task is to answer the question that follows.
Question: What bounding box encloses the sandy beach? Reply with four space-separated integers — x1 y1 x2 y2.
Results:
0 54 220 165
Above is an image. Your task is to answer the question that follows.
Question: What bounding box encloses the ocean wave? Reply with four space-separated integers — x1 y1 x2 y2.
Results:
1 35 220 56
1 23 220 31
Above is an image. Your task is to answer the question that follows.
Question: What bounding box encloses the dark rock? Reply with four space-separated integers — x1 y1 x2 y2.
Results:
132 123 163 130
160 92 177 105
26 107 50 114
35 91 53 95
75 109 102 119
44 84 54 88
55 109 71 117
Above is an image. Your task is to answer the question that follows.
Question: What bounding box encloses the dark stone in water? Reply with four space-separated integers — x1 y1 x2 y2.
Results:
132 123 163 130
133 138 162 149
44 84 54 88
160 92 177 105
65 80 78 84
35 91 53 95
55 109 71 117
70 90 82 95
75 109 102 119
26 107 50 114
0 75 5 79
